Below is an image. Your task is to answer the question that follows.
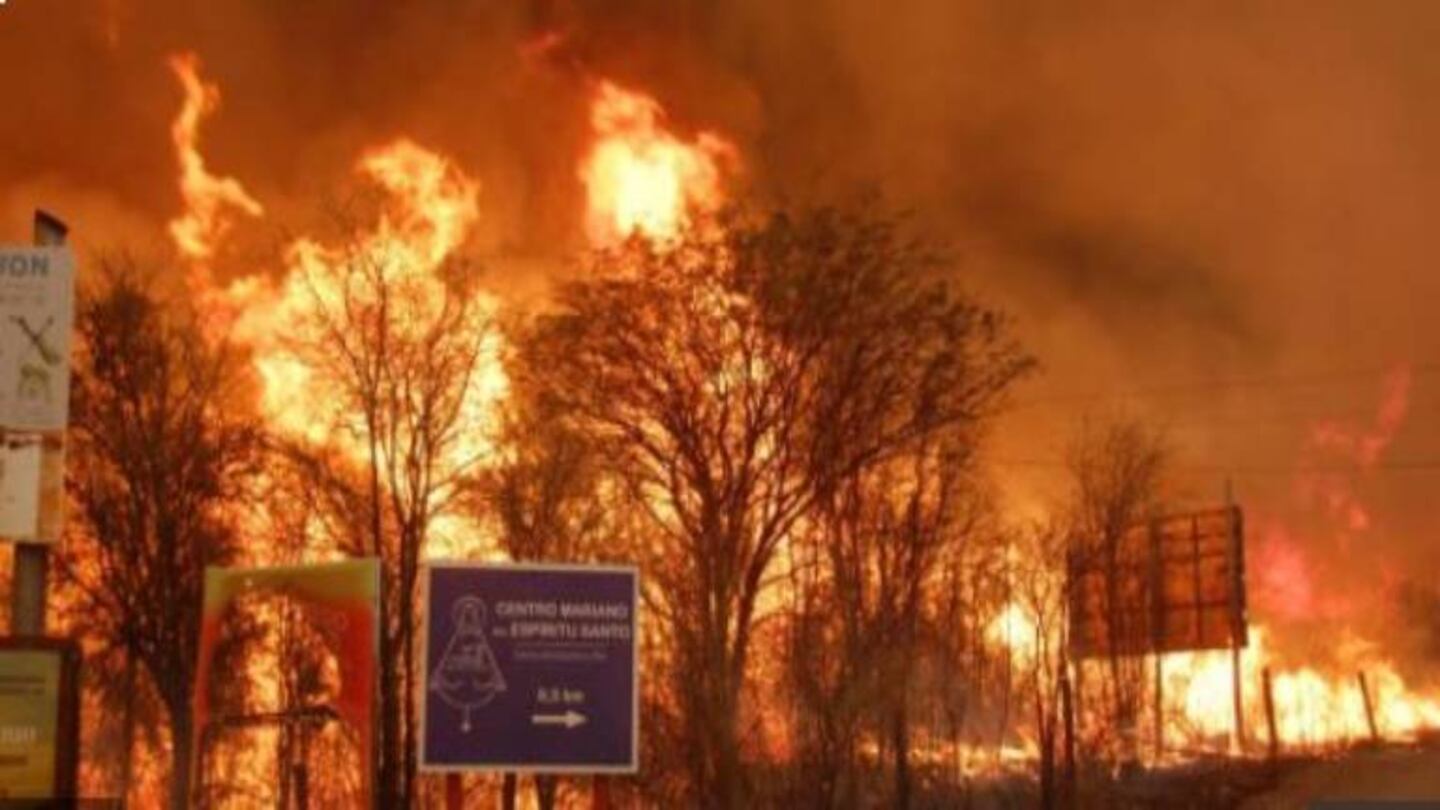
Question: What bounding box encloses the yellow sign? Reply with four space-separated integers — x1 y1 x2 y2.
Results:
0 649 62 797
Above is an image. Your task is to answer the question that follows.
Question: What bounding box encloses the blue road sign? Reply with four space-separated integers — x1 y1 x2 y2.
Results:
420 562 638 772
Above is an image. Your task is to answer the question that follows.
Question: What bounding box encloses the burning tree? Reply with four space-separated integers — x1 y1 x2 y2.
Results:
273 208 502 808
59 260 265 810
518 205 1031 806
1064 415 1171 763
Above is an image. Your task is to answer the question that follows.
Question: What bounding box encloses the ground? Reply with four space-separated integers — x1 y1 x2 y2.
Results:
1242 744 1440 809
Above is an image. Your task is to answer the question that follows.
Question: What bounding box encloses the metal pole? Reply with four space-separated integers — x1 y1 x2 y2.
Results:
1358 671 1380 743
445 773 463 810
1153 653 1163 762
9 210 67 636
502 772 517 810
1149 519 1163 763
591 775 612 810
1262 667 1279 765
1225 479 1245 754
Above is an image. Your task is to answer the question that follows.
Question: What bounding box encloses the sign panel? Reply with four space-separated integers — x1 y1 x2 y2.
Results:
0 435 64 543
0 638 79 799
193 559 380 806
1069 506 1247 658
421 562 638 773
0 247 74 431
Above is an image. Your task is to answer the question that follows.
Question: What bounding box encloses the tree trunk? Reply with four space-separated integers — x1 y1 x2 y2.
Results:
1038 698 1056 810
891 702 911 810
168 702 194 810
401 543 419 807
368 413 394 810
711 665 746 809
378 601 400 810
119 655 136 806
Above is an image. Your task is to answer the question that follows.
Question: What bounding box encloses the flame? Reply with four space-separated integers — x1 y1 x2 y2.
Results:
987 366 1437 759
984 598 1440 757
234 138 504 456
167 53 263 267
578 80 735 245
1162 627 1440 751
987 601 1040 663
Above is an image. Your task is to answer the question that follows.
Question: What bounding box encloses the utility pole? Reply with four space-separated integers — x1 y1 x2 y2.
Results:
9 209 68 636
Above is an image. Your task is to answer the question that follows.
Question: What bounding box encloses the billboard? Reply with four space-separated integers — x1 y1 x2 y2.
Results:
420 562 638 773
0 638 80 799
0 247 74 432
192 558 380 805
1068 506 1246 658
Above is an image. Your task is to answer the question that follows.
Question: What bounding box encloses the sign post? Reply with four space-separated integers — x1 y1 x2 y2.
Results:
420 562 639 774
3 211 73 636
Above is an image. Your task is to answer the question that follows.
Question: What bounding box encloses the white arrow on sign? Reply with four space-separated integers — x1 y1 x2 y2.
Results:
531 710 587 729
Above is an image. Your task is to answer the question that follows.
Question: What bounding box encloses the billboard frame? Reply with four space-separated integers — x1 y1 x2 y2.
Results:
1067 505 1247 660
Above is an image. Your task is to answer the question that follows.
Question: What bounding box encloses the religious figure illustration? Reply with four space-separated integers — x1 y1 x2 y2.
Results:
430 596 507 732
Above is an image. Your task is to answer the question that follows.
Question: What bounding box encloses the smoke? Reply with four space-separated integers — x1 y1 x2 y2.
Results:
2 0 1439 661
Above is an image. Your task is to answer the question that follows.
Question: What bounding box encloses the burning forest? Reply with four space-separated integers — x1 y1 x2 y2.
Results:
2 1 1440 808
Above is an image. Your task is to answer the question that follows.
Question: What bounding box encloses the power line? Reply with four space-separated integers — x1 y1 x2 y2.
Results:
1009 362 1440 411
987 457 1440 476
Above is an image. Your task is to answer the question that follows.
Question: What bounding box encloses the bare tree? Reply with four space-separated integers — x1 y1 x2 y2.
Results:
278 214 500 808
1010 521 1073 809
59 259 264 810
480 385 608 566
520 206 1031 807
1064 415 1169 764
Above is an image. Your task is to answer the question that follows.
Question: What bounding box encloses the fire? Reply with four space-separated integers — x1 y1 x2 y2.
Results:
578 80 735 245
987 601 1040 663
234 138 505 456
167 53 264 267
982 598 1440 758
1162 627 1440 751
162 55 507 553
987 366 1439 760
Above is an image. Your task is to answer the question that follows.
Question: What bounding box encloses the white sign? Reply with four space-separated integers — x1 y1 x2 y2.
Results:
0 248 74 431
0 440 41 538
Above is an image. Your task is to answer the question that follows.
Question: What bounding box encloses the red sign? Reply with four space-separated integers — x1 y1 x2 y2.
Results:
192 559 380 805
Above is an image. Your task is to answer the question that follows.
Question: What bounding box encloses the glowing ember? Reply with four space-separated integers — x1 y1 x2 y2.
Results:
167 53 264 266
578 80 735 245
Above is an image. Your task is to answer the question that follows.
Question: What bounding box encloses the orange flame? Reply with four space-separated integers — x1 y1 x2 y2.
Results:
986 597 1440 757
989 366 1437 758
1163 628 1440 751
234 138 502 449
578 80 735 246
167 53 263 266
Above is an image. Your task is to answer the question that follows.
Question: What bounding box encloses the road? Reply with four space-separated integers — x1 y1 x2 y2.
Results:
1242 744 1440 808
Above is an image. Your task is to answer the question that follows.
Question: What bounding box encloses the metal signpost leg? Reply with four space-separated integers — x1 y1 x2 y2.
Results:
1226 480 1245 754
9 210 67 636
445 773 462 809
